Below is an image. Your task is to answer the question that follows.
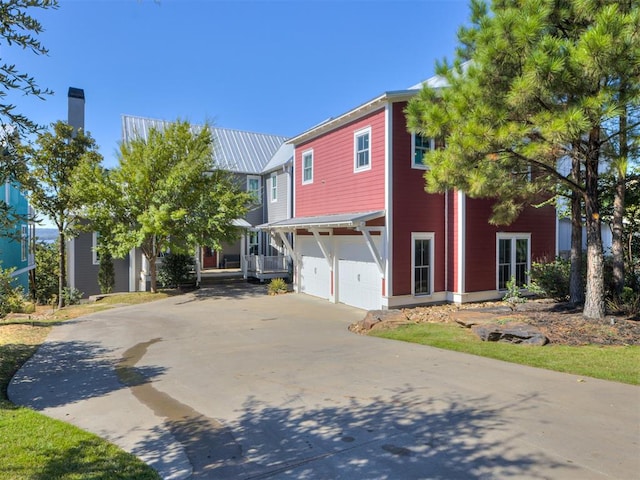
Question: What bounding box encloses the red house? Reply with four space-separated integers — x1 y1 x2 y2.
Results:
263 78 557 310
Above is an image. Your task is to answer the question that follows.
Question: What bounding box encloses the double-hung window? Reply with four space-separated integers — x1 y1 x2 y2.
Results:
247 176 261 203
270 172 277 202
354 127 371 172
412 133 435 169
21 225 28 262
497 234 530 290
412 232 434 296
302 150 313 184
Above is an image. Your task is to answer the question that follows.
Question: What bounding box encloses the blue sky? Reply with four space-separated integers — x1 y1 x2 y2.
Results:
10 0 471 171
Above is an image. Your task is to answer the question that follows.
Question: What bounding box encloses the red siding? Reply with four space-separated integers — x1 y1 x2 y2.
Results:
294 109 386 217
464 198 556 292
391 102 446 296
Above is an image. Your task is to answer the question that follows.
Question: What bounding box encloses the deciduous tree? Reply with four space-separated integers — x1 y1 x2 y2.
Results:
75 120 251 293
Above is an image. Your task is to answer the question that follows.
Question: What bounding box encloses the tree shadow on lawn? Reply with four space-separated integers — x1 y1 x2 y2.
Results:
132 388 575 480
8 339 166 410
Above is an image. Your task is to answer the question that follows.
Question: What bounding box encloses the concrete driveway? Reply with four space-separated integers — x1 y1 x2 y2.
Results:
9 283 640 479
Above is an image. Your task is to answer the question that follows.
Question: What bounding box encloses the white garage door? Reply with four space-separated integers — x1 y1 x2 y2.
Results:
337 236 382 311
298 236 331 300
338 259 381 310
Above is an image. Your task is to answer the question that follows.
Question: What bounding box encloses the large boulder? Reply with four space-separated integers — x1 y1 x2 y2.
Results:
472 323 549 346
349 309 409 334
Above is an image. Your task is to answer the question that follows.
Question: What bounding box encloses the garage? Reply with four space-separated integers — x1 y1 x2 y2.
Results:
336 236 382 311
298 236 331 300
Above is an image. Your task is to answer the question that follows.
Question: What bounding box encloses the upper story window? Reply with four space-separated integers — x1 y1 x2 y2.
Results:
412 133 435 169
270 172 278 202
21 225 28 262
247 176 261 203
302 149 313 184
354 127 371 172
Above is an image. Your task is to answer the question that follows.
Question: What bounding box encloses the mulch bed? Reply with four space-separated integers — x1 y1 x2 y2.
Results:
400 299 640 346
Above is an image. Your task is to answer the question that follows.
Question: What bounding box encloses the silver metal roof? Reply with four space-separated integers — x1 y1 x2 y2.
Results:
261 143 293 173
121 115 288 175
258 210 385 230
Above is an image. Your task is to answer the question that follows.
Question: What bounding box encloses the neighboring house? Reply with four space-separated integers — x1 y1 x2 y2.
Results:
261 75 557 310
0 180 35 293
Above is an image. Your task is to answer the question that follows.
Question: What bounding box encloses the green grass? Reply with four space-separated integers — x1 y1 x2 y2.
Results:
0 293 168 479
371 323 640 385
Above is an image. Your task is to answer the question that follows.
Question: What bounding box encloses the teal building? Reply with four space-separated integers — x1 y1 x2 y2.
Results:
0 181 35 292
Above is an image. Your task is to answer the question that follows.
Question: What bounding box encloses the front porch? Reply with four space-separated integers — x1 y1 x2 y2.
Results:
243 254 289 281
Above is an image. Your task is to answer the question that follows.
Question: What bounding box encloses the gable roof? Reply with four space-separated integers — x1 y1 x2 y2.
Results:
261 143 294 174
121 114 288 175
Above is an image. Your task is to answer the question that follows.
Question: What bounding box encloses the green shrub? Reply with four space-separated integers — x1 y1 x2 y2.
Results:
268 277 287 295
157 253 196 288
530 258 572 301
0 266 26 317
33 240 59 305
98 252 115 294
62 287 83 306
502 277 526 310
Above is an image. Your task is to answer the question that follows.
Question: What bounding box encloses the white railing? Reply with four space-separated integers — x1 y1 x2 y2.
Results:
243 255 288 273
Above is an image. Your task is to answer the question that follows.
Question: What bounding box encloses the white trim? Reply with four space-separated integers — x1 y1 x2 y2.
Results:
4 181 9 204
411 232 435 296
20 224 28 262
385 102 393 298
353 126 372 173
457 191 466 294
67 237 75 290
302 148 314 185
384 291 448 308
447 289 503 304
411 132 435 170
270 172 278 202
129 248 137 292
92 232 99 265
9 264 36 277
247 175 261 203
496 232 531 290
356 226 385 275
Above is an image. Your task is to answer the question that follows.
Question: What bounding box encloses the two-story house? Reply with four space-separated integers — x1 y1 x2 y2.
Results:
261 76 557 310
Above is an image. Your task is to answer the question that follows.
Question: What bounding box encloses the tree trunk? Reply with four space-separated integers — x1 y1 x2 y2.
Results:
582 131 605 320
58 230 67 309
611 108 627 296
569 192 584 305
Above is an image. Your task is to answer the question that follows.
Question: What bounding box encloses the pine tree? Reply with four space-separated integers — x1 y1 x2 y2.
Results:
406 0 640 319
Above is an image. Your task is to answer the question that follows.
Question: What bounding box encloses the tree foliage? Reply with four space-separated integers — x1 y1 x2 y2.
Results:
21 121 103 307
75 120 252 293
0 0 58 136
406 0 640 319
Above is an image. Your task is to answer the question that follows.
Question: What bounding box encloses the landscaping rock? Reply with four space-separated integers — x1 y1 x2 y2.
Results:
349 309 409 334
472 323 549 345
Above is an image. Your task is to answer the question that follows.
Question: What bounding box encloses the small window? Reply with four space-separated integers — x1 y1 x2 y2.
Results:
270 172 277 202
354 127 371 172
497 234 530 290
412 232 434 296
302 149 313 184
21 225 28 262
412 133 435 169
92 232 100 265
247 176 261 203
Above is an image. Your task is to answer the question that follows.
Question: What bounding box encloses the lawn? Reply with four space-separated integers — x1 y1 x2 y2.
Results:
371 322 640 385
0 293 168 480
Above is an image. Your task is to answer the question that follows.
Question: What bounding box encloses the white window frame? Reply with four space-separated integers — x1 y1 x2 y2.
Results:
248 230 259 255
302 149 314 185
411 132 435 170
354 126 372 172
496 233 531 290
247 175 261 204
270 172 278 202
411 232 435 296
92 232 100 265
21 224 28 262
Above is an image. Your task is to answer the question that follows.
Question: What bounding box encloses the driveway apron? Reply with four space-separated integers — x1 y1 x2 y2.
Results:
9 284 640 479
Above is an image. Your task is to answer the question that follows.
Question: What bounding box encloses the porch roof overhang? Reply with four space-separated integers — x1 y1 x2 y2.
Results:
232 218 253 228
257 210 385 231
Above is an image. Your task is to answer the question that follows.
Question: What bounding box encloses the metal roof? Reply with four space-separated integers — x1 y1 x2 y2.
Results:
121 115 288 175
261 143 293 173
258 210 385 230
